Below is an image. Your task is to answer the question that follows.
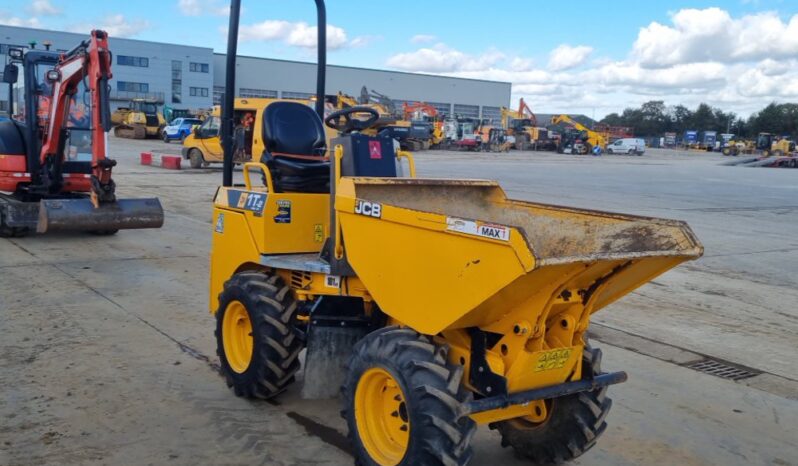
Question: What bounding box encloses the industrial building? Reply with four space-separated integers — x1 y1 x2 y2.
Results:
0 25 213 113
0 24 510 119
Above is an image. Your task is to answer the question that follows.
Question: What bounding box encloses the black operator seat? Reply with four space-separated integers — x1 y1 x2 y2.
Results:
260 101 329 193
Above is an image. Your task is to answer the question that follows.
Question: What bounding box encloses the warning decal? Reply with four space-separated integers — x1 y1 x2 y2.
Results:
368 140 382 159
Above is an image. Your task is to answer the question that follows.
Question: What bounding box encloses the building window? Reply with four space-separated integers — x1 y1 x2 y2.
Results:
0 44 25 55
117 81 149 93
282 91 314 100
239 88 278 98
171 60 182 104
481 106 501 124
453 104 479 119
117 55 149 67
189 62 209 73
213 86 224 105
190 87 209 97
429 101 451 117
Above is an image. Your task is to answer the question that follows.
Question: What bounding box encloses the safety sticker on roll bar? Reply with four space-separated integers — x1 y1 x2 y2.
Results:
447 217 510 241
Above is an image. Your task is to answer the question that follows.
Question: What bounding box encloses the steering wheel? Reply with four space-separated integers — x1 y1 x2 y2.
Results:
325 106 380 133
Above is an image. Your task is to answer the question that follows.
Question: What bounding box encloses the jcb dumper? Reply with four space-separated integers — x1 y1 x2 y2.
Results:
0 31 163 236
208 2 702 465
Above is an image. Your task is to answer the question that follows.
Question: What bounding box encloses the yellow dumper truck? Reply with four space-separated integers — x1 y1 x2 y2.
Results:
208 2 703 465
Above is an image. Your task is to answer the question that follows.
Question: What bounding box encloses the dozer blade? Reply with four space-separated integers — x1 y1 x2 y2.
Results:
37 198 164 233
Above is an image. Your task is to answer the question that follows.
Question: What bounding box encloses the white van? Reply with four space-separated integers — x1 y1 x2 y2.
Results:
606 138 646 155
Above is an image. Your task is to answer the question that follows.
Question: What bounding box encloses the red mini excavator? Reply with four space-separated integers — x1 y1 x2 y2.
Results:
0 30 163 236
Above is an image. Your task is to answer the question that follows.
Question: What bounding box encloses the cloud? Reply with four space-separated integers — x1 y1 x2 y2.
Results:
734 59 798 98
548 44 593 71
238 20 350 49
386 43 505 73
350 35 381 48
509 57 536 71
27 0 61 16
69 14 151 38
633 8 798 67
0 14 42 28
177 0 227 17
590 61 727 90
410 34 436 44
385 8 798 118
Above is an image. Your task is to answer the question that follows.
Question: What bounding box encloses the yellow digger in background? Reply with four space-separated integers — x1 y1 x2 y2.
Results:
112 98 165 139
756 132 796 157
551 114 607 154
207 2 703 465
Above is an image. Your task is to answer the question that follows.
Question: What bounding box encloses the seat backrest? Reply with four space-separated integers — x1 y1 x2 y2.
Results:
262 101 326 157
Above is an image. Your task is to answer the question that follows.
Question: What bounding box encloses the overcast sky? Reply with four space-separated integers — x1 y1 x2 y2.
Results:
1 0 796 119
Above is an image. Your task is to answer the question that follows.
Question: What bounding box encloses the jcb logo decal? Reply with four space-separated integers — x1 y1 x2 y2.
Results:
354 200 382 218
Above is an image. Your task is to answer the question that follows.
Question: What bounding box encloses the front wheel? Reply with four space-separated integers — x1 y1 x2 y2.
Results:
494 343 612 464
163 132 170 143
188 148 205 169
342 327 476 466
215 272 302 399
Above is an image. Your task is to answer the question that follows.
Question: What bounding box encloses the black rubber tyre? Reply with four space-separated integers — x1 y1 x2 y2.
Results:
342 327 477 466
494 343 612 465
163 132 170 143
215 271 302 399
0 211 31 238
188 149 204 169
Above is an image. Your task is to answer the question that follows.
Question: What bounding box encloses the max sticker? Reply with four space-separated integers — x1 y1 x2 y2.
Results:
274 200 291 223
446 217 510 242
215 213 224 233
478 224 510 241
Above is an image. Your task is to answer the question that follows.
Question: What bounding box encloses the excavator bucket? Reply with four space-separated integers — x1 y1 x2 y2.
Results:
37 197 164 233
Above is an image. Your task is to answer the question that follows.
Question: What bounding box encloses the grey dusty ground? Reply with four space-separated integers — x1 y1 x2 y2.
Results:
1 135 796 466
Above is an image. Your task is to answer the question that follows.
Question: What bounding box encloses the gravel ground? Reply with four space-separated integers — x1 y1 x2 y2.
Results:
1 136 796 466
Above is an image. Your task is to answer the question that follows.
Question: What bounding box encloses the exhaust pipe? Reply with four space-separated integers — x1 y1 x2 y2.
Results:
37 198 164 233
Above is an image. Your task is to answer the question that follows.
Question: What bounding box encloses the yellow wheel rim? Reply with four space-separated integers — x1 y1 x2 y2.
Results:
222 300 253 373
354 367 410 465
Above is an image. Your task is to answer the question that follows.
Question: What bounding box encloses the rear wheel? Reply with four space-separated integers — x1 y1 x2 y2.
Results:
342 327 476 466
215 272 302 399
494 343 612 464
189 149 205 169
